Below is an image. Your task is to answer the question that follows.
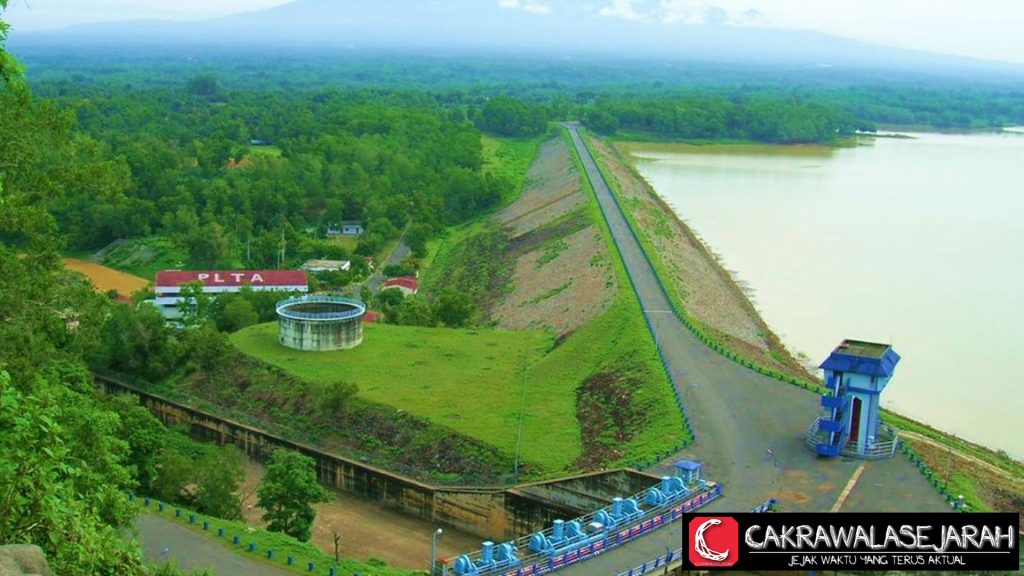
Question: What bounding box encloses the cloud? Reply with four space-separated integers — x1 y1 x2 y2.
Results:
523 2 553 14
655 1 763 26
598 0 649 21
497 0 552 15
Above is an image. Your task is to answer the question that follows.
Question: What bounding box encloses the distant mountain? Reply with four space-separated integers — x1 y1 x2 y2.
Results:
9 0 1024 79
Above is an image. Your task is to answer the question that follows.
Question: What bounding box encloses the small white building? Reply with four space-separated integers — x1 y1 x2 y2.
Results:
326 221 364 237
301 259 351 273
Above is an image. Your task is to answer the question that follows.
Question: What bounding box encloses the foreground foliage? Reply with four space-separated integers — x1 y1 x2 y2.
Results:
0 10 406 573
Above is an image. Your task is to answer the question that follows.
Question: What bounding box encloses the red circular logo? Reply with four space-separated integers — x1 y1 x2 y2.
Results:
688 516 739 568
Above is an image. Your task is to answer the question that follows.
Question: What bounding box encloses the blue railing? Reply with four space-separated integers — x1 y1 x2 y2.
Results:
275 295 366 321
449 484 720 576
615 548 683 576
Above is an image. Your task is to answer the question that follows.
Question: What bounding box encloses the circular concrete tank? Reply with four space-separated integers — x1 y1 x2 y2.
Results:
276 295 366 351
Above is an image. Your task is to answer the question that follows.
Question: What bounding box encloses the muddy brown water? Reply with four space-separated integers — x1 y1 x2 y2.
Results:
624 132 1024 459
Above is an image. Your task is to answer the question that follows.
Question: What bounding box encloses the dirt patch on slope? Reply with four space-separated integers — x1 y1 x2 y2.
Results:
497 138 586 238
493 225 616 336
588 136 808 379
491 136 617 337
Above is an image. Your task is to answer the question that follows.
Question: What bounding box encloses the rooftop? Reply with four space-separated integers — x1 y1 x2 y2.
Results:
833 339 891 360
155 270 307 288
675 460 702 471
301 259 350 269
820 339 901 378
382 276 419 291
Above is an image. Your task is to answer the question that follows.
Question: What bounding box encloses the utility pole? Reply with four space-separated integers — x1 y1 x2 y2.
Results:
513 332 531 485
945 443 953 490
278 229 286 269
430 528 443 576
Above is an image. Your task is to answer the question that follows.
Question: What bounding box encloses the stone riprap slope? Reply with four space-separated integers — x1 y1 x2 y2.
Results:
590 137 807 378
491 137 617 337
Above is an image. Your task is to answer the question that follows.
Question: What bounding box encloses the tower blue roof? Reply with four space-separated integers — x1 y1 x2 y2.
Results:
820 339 900 378
675 460 702 471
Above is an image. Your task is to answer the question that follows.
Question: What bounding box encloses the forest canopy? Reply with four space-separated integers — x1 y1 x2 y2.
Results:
43 85 512 267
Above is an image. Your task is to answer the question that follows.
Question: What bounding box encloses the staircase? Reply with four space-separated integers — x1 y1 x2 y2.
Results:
811 374 848 457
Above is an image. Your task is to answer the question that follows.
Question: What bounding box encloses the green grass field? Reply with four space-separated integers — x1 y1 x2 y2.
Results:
99 236 188 280
231 323 578 469
232 294 681 474
233 129 685 475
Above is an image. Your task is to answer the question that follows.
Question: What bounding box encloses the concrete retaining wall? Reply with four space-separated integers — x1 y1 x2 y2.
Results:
278 314 363 351
95 374 660 542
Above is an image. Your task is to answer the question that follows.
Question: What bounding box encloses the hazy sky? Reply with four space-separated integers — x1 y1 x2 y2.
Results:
4 0 1024 63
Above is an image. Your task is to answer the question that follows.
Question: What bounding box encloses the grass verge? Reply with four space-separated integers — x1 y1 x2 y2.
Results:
481 133 549 205
558 127 690 467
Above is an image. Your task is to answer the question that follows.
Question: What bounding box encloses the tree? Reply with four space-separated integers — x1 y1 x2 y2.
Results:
582 107 619 135
478 96 547 137
392 295 437 327
0 369 147 575
435 289 474 327
182 326 231 372
405 223 431 259
151 448 197 505
178 281 214 328
187 74 220 98
216 295 258 333
103 393 168 493
0 10 220 574
95 303 181 380
257 450 330 542
194 446 245 520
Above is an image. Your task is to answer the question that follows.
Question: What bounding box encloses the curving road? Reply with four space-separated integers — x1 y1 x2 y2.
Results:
564 124 946 517
135 514 292 576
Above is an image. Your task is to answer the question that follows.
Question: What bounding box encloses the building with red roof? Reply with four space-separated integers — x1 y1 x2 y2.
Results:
154 270 308 320
381 276 419 296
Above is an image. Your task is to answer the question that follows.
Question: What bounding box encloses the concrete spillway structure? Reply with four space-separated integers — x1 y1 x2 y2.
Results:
276 295 366 351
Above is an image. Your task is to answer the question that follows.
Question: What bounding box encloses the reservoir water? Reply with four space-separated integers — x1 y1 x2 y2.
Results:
623 132 1024 459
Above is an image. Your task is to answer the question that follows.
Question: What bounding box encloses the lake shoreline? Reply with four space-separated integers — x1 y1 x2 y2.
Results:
584 134 814 382
607 134 1023 512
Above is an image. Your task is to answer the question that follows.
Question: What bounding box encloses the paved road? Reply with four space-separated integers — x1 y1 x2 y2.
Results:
136 514 292 576
366 236 410 293
564 124 946 516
